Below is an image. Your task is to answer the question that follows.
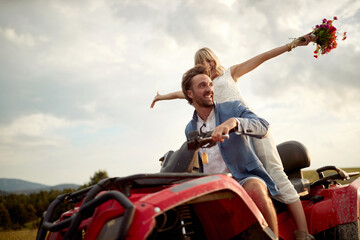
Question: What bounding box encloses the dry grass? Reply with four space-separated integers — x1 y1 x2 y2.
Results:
0 229 37 240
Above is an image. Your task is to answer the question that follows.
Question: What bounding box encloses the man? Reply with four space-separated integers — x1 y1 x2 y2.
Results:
182 65 279 237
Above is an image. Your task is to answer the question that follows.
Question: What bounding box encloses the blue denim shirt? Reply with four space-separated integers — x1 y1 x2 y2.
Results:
185 101 279 196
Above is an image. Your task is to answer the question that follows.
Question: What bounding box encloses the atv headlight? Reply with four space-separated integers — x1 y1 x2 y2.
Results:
96 216 124 240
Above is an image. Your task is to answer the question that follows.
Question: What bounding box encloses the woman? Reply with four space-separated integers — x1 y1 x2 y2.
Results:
151 34 316 240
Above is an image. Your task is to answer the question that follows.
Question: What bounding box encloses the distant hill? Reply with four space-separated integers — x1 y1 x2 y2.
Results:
0 178 80 194
0 178 49 192
0 189 8 195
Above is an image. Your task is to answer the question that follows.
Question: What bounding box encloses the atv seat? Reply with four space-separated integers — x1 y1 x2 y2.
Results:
276 141 311 195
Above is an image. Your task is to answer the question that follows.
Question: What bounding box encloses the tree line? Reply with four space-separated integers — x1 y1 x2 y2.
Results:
0 170 108 231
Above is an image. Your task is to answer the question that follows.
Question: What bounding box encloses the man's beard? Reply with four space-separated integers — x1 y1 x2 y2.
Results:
194 91 214 108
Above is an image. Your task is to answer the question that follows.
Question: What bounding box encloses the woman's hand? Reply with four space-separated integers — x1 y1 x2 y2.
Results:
150 91 186 108
297 32 318 47
150 92 162 108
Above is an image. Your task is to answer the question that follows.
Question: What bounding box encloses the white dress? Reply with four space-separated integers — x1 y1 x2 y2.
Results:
213 68 299 204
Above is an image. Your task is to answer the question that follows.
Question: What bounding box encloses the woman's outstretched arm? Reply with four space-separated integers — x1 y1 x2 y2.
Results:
230 33 316 82
150 91 185 108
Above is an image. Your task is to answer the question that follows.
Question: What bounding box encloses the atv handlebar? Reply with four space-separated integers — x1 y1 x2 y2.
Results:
187 130 231 150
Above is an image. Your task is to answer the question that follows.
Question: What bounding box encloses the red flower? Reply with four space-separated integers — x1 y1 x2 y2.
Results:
312 16 346 59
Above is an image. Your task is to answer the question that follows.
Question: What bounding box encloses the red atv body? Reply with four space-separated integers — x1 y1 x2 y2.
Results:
37 132 360 240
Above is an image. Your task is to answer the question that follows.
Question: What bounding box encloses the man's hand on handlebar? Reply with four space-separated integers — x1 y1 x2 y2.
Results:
212 118 237 143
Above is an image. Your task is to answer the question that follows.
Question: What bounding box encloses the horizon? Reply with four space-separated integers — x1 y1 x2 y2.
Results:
2 166 360 187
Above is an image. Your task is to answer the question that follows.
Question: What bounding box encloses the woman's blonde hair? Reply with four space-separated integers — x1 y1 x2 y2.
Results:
194 47 225 77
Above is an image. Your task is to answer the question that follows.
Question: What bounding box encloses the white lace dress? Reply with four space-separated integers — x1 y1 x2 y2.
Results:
213 68 298 204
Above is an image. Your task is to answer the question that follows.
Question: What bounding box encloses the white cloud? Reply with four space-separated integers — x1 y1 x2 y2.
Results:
0 114 69 146
0 27 48 47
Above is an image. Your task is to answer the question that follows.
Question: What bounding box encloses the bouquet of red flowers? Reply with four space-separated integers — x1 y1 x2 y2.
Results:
312 16 347 58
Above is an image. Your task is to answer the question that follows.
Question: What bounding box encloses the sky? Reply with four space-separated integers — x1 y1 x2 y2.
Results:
0 0 359 186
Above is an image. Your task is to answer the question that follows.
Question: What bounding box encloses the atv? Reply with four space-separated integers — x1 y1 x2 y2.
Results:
36 131 360 240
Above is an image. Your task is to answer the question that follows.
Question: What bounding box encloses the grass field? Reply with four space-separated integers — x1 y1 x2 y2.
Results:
0 229 37 240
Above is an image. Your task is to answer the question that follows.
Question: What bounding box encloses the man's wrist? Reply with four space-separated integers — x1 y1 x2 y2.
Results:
233 118 243 134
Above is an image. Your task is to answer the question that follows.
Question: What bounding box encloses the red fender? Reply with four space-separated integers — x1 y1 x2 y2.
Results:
82 174 274 239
